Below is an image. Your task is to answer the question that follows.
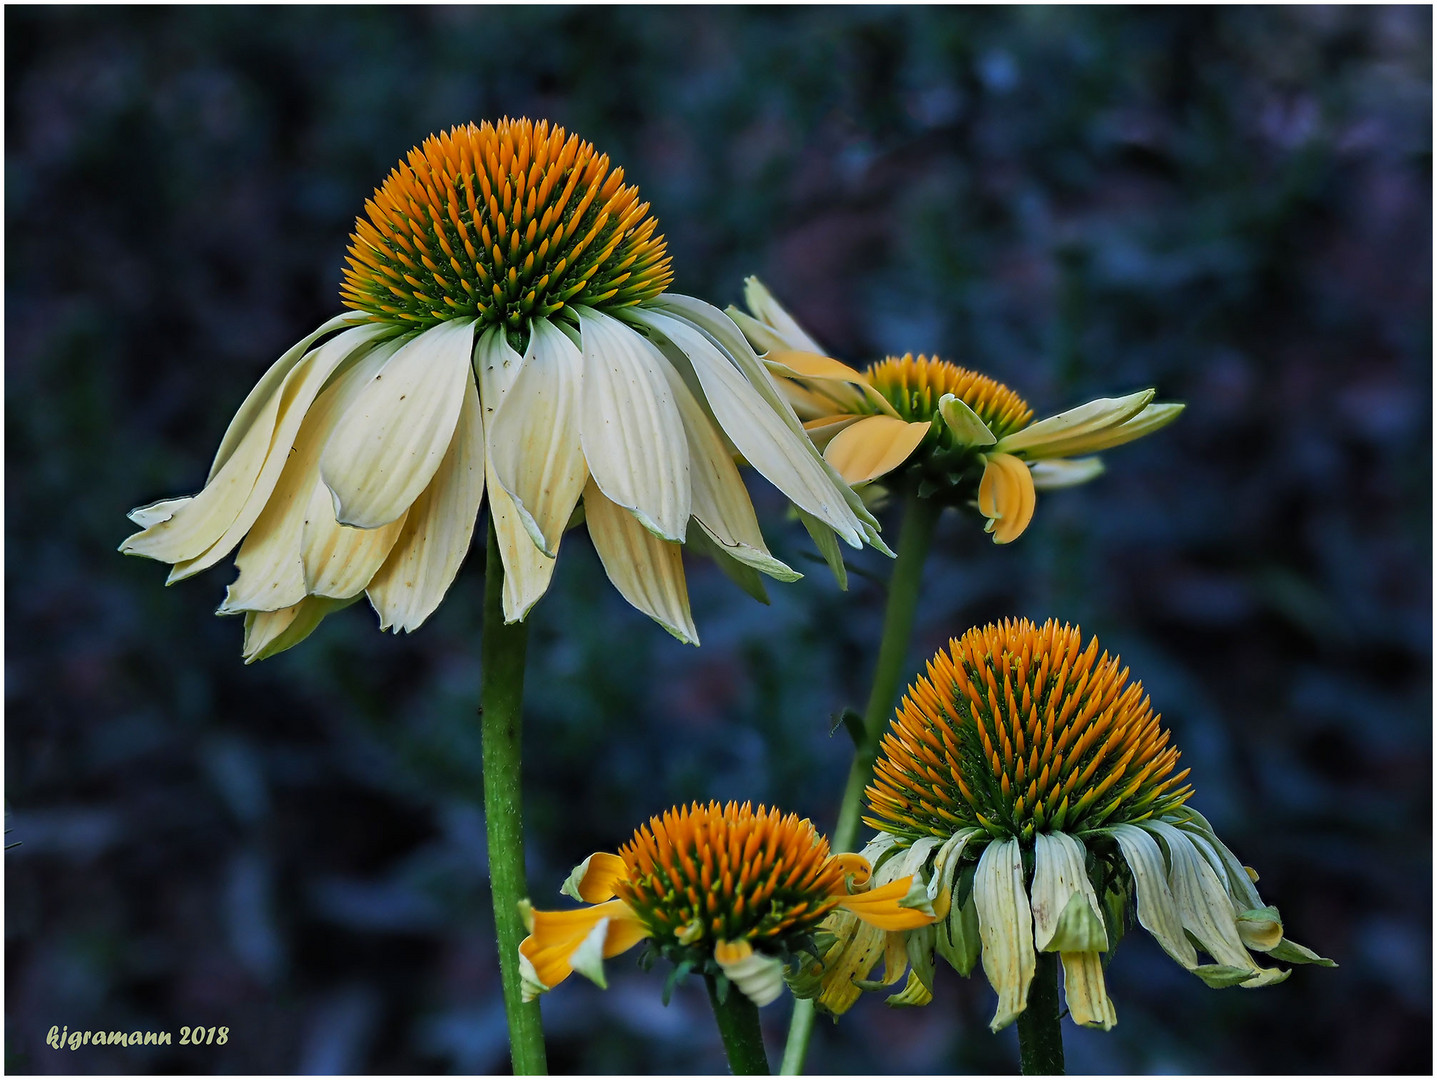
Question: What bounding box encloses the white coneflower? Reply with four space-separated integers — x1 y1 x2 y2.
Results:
120 120 882 660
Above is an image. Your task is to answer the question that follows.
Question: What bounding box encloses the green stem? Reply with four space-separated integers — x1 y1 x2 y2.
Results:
780 490 942 1075
706 974 771 1074
1017 952 1065 1075
481 522 548 1075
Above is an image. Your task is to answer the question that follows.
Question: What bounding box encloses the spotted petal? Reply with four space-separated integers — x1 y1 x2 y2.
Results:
1031 832 1107 953
973 838 1036 1032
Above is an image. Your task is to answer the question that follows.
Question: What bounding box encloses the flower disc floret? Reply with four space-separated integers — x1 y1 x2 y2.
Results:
342 118 673 331
866 354 1033 439
866 618 1192 843
617 801 847 951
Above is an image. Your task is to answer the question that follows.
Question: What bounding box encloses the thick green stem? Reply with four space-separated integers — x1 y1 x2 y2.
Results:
707 974 771 1075
481 522 548 1075
1017 952 1065 1075
780 491 941 1075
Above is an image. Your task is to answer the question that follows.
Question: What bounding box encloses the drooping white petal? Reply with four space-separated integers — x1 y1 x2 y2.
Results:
1029 457 1105 490
208 312 360 482
365 367 486 632
474 325 559 622
636 298 882 549
994 389 1153 457
241 595 358 664
1175 810 1264 910
488 318 588 556
715 940 787 1007
582 479 698 645
575 307 691 542
973 837 1036 1032
797 508 848 590
929 828 985 907
126 496 194 529
653 352 797 581
220 338 404 613
301 485 409 599
121 321 393 567
1108 823 1198 968
1145 821 1287 986
1030 832 1108 953
321 318 477 529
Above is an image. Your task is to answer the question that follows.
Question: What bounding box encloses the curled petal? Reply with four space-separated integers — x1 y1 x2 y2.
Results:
977 453 1037 544
562 852 628 904
824 416 932 486
837 874 936 931
1061 951 1117 1030
715 939 787 1007
994 389 1153 457
1017 401 1184 461
518 899 650 1000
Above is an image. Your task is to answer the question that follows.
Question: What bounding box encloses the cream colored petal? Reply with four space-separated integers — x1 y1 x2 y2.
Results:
652 354 797 581
973 838 1036 1032
995 389 1153 456
121 322 391 566
574 307 691 542
938 393 997 448
1029 457 1105 490
488 318 589 556
1176 811 1264 910
365 367 486 631
1145 821 1286 986
220 338 404 614
637 298 881 548
583 479 698 645
321 318 477 529
207 313 359 482
929 828 985 907
1108 823 1198 968
727 305 795 359
1031 832 1107 953
241 595 357 664
301 486 408 599
1018 401 1185 461
741 276 827 354
1061 951 1117 1030
715 939 787 1007
824 415 931 486
126 496 194 529
977 453 1037 544
473 324 561 622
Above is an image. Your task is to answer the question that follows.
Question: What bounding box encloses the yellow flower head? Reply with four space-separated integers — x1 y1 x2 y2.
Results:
519 800 935 1008
799 619 1333 1032
731 278 1184 544
120 123 883 660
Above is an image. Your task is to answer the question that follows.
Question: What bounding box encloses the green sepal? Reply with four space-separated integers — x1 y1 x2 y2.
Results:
662 959 695 1005
1192 964 1260 988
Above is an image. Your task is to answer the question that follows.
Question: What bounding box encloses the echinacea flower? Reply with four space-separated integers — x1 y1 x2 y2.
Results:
518 800 935 1008
799 618 1332 1031
731 279 1182 544
120 122 881 660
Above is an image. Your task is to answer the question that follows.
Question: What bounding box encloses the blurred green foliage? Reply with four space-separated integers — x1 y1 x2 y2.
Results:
6 5 1430 1074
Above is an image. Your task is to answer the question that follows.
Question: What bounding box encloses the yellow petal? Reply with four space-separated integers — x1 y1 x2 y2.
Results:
488 318 588 556
1061 951 1117 1030
973 838 1036 1032
518 899 649 999
802 414 865 451
976 453 1037 544
764 350 900 418
576 307 691 543
561 852 628 904
837 874 936 931
321 318 477 529
583 480 698 645
824 416 932 486
365 366 486 632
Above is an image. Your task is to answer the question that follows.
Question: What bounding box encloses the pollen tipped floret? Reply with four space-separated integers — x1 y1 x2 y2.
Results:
866 354 1034 438
341 118 673 329
617 801 846 950
866 618 1192 843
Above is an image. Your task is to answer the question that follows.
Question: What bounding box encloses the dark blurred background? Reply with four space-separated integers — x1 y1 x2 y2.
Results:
6 5 1431 1074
